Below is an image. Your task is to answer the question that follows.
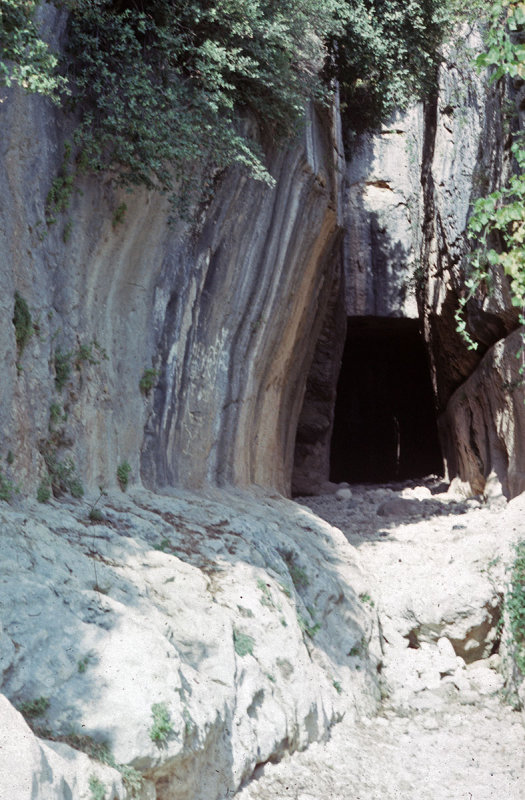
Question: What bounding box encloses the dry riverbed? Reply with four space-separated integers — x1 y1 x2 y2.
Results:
236 479 525 800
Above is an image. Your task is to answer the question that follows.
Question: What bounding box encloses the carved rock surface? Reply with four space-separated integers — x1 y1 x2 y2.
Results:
343 106 423 319
0 75 341 498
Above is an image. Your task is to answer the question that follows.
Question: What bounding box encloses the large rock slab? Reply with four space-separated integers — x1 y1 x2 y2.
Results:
440 328 525 498
0 44 342 498
342 106 423 319
0 488 379 799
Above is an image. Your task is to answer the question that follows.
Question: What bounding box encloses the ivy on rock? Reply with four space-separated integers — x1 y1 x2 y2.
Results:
456 0 525 352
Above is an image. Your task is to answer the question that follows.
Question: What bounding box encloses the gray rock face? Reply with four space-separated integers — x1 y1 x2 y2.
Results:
440 329 525 498
291 261 346 496
0 81 341 498
419 33 518 411
335 29 525 500
417 32 524 495
342 106 423 319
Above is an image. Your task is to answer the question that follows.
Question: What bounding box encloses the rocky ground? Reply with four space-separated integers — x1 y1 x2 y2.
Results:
236 478 525 800
1 478 524 799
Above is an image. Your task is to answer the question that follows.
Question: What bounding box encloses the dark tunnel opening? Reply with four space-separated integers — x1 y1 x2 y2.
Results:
329 317 443 484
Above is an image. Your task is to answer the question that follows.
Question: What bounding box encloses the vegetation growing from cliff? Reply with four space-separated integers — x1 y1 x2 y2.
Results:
59 0 352 196
508 540 525 677
456 0 525 351
1 0 479 203
331 0 456 131
0 0 65 97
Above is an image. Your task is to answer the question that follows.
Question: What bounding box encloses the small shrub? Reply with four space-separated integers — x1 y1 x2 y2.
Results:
333 680 343 694
45 142 74 224
74 341 106 370
37 479 52 504
49 402 65 426
89 775 106 800
41 446 84 499
507 540 525 675
182 708 195 739
233 629 255 657
119 764 144 797
112 202 127 228
139 368 158 396
0 471 14 503
69 477 84 499
297 613 320 639
88 507 104 522
13 292 33 357
62 219 73 244
289 564 309 590
54 347 72 391
359 592 375 608
6 450 14 465
19 696 50 718
117 461 131 491
154 537 172 552
149 702 173 745
348 641 363 657
257 578 276 609
78 655 90 673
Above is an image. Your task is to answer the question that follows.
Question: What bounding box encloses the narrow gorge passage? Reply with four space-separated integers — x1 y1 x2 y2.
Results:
237 481 525 800
330 317 443 484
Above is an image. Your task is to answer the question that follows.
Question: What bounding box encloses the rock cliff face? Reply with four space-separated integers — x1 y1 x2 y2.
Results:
1 24 522 505
1 16 524 800
0 488 379 800
0 84 341 499
293 29 524 498
418 33 524 496
342 106 424 320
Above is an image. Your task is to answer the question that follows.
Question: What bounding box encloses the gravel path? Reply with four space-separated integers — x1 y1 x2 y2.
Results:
236 480 525 800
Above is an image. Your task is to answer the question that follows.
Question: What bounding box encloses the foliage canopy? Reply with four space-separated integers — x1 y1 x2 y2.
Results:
0 0 472 199
0 0 66 97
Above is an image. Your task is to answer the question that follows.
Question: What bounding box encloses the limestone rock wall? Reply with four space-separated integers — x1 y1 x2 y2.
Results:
291 103 426 494
0 79 341 498
292 29 525 499
419 33 518 410
439 329 525 498
418 31 525 495
343 106 424 319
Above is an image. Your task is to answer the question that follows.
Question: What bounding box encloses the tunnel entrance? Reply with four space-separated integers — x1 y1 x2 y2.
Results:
330 317 443 484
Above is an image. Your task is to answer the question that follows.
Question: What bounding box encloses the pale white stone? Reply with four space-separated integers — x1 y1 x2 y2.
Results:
0 695 124 800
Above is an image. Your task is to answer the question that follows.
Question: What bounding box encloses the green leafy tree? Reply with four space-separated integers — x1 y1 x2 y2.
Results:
0 0 66 98
0 1 483 202
60 0 350 197
330 0 462 131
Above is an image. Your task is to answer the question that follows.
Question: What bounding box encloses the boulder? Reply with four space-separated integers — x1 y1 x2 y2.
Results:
0 694 124 800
